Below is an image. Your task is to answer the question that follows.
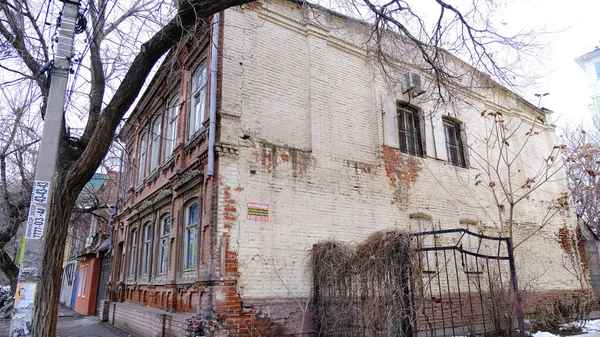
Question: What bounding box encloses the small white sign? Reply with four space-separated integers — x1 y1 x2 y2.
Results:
25 204 47 240
31 181 50 204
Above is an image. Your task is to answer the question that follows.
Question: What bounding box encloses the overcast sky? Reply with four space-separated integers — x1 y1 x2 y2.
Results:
499 0 600 127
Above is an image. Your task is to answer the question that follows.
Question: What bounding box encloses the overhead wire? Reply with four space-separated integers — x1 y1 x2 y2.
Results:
64 0 118 130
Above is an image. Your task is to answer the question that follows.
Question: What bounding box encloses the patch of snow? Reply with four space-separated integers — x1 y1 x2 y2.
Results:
532 332 560 337
583 319 600 333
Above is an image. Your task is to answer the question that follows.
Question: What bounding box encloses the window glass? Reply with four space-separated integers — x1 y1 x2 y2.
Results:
129 229 138 277
189 64 208 138
165 96 179 158
397 105 423 157
158 216 170 274
137 134 148 185
443 119 467 168
184 202 199 270
124 152 132 192
142 223 152 276
150 116 162 171
595 62 600 79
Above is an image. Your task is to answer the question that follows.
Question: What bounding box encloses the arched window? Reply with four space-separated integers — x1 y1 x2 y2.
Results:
158 215 170 275
184 201 199 270
129 228 138 277
141 222 152 276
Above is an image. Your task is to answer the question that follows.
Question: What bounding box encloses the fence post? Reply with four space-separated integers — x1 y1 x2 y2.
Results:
506 238 526 337
312 245 322 336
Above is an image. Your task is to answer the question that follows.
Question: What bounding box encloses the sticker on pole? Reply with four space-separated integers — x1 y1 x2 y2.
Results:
31 180 50 204
25 204 47 239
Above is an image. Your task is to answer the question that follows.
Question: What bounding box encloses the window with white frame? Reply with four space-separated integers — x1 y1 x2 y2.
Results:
141 222 152 276
129 228 138 277
189 64 207 138
136 133 148 185
165 96 179 159
397 105 423 157
158 215 170 275
410 214 436 273
462 223 482 273
184 201 199 270
150 116 162 171
443 118 467 168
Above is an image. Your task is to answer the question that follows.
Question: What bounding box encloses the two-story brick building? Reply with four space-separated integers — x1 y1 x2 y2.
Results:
108 1 582 336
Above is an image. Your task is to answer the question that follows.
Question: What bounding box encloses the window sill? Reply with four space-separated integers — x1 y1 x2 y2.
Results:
185 128 207 152
162 156 176 172
146 170 159 185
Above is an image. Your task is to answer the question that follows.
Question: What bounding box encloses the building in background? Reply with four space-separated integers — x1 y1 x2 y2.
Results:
108 1 582 336
59 172 117 317
576 47 600 126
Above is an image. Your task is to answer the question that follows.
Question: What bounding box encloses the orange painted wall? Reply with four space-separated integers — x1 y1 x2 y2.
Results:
74 257 100 315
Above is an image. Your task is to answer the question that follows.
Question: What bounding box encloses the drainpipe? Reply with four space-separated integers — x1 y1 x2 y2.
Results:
207 12 220 176
108 148 124 254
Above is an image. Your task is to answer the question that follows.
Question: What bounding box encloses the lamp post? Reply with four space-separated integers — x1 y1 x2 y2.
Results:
535 92 550 108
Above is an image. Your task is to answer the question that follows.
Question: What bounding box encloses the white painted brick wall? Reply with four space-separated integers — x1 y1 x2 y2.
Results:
218 1 580 302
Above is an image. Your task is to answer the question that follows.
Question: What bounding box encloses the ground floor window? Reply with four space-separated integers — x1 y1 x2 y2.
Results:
184 201 199 270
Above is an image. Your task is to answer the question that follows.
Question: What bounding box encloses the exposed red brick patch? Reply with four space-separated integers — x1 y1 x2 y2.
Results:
250 140 314 177
558 223 589 277
380 145 422 204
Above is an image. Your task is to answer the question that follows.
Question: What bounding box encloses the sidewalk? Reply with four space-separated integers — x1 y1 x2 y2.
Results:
0 305 130 337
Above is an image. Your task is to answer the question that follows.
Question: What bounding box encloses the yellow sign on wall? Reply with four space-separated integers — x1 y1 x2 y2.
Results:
247 202 269 221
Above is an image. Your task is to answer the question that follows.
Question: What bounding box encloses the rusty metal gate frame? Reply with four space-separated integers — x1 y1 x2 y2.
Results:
313 228 526 337
413 228 525 337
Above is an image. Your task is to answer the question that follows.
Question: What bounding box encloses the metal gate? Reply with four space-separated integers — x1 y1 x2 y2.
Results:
313 228 525 337
413 228 524 337
95 253 111 315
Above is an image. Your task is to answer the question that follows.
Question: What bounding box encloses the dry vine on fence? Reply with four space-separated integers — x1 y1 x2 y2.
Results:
312 230 416 336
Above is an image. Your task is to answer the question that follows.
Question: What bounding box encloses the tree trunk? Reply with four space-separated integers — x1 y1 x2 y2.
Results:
31 164 80 337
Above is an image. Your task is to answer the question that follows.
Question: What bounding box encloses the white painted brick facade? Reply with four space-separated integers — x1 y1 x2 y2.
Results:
218 0 581 304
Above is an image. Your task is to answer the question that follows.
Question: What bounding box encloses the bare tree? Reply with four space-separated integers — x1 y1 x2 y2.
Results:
470 111 566 248
0 85 40 292
0 0 547 335
562 125 600 294
563 126 600 234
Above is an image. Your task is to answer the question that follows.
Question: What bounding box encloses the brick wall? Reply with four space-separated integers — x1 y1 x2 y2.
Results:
109 301 191 337
214 1 584 335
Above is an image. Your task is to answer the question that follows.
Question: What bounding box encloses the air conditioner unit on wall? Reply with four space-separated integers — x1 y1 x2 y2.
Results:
404 72 426 98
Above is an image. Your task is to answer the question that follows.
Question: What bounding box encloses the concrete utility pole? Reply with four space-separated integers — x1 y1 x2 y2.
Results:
9 0 80 335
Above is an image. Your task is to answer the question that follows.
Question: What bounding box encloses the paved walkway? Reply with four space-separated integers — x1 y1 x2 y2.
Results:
0 305 129 337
